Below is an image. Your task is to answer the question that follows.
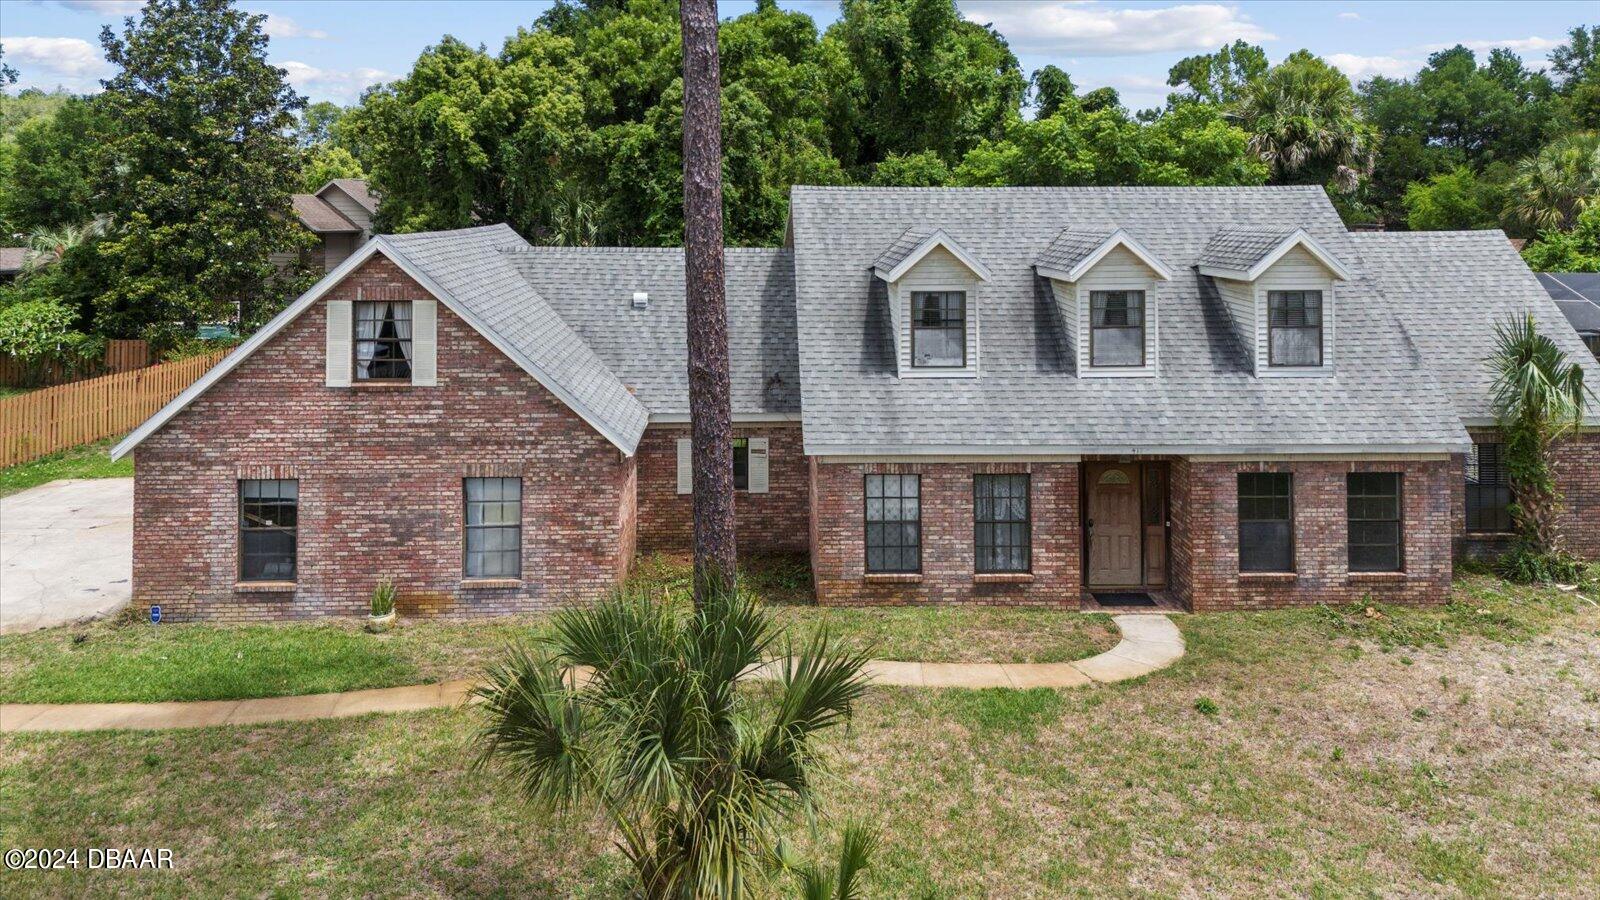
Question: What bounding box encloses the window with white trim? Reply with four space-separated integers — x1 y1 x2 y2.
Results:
354 300 413 380
1267 290 1323 367
464 477 521 578
910 291 966 368
1089 290 1146 367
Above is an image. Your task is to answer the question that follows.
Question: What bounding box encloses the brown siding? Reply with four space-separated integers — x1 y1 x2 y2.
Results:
1169 457 1454 612
635 423 809 555
133 255 634 622
809 459 1081 608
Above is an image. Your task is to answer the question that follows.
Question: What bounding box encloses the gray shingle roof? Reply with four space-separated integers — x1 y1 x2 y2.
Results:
293 194 360 233
503 247 799 417
1355 232 1600 422
1198 228 1292 272
0 247 28 273
1537 273 1600 333
1034 229 1114 274
384 225 650 451
788 186 1468 454
872 227 932 273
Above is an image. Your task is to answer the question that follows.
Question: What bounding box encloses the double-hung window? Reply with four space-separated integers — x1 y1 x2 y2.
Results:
355 300 414 381
240 479 297 582
1465 442 1512 533
974 474 1030 573
1267 290 1323 367
865 474 921 573
1348 473 1403 572
911 291 966 368
1089 290 1146 367
733 438 750 491
464 477 522 579
1237 473 1293 572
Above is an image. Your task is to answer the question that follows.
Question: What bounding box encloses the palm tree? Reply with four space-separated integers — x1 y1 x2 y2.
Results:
473 585 872 898
1489 313 1591 555
22 217 110 274
1231 51 1373 192
1506 131 1600 232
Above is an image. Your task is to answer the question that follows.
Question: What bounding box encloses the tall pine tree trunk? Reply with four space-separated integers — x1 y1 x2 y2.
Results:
680 0 736 605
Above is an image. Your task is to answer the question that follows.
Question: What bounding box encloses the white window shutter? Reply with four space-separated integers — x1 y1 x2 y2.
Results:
325 300 352 387
411 298 438 386
747 437 769 494
676 438 692 494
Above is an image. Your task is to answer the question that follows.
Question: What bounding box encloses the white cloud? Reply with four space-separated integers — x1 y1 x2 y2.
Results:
1421 37 1561 55
280 61 388 104
1325 52 1421 81
44 0 143 13
0 35 112 92
260 14 329 40
1337 12 1362 21
963 2 1275 56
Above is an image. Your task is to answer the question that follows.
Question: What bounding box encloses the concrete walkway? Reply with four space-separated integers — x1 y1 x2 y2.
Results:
0 614 1183 733
1 478 134 634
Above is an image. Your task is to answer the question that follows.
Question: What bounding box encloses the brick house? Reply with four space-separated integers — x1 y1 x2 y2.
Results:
113 187 1600 621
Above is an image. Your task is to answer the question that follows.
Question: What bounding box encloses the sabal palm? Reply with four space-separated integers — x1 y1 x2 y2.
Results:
1489 313 1591 552
1232 53 1371 192
474 586 871 899
23 217 110 273
1506 131 1600 232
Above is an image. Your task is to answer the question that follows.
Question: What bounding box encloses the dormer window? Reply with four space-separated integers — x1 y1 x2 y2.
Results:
911 291 966 368
1090 290 1146 368
355 300 413 381
1267 291 1323 368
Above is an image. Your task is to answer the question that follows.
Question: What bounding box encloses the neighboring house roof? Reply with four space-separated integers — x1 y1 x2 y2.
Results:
504 247 799 418
1354 232 1600 425
0 247 29 274
321 178 378 214
292 193 361 234
1536 272 1600 334
114 225 649 459
788 185 1467 456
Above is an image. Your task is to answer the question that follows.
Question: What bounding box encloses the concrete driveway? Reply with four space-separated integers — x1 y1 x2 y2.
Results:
1 478 133 634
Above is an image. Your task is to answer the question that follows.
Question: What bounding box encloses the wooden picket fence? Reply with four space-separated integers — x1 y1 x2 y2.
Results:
0 349 227 467
0 339 151 387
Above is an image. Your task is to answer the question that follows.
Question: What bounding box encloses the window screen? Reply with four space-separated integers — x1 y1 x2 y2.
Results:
1348 472 1403 572
1238 473 1293 572
1090 290 1146 367
865 474 920 573
1465 443 1511 533
1267 290 1323 367
465 477 522 578
974 474 1030 573
910 291 966 367
240 479 297 581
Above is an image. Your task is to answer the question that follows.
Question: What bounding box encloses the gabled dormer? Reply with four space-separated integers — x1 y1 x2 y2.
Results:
873 228 991 378
1199 228 1351 377
1035 228 1172 377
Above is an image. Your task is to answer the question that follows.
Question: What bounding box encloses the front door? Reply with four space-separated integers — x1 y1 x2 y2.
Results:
1087 463 1142 587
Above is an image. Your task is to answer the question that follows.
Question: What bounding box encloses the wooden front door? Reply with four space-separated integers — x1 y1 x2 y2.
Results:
1087 463 1142 587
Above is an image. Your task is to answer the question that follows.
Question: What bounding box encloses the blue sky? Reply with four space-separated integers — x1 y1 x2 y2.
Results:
2 1 1594 111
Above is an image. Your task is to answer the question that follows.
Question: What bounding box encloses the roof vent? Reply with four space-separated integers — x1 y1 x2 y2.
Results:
631 291 649 310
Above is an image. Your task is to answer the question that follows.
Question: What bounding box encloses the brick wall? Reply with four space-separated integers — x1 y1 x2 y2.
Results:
635 423 810 555
133 255 636 622
1169 457 1454 612
809 459 1081 608
1454 429 1600 561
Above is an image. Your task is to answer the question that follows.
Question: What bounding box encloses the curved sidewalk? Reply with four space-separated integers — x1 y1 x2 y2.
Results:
0 614 1183 734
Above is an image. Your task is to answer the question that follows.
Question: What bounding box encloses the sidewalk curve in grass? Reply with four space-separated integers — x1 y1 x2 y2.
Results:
0 614 1183 733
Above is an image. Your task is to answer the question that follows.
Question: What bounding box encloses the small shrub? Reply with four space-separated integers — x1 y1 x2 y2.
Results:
1194 697 1219 716
1495 543 1586 585
370 577 397 617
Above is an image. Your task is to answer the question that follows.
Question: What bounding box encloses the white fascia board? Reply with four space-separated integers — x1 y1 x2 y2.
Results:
1051 230 1173 282
804 441 1468 458
113 236 644 460
875 229 992 282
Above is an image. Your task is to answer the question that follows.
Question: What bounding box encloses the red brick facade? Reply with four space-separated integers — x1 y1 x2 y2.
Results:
808 459 1082 608
133 256 636 622
1168 458 1454 612
1454 430 1600 560
635 423 809 555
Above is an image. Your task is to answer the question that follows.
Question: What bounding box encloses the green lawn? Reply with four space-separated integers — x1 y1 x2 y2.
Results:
2 572 1595 896
0 554 1117 703
0 436 131 498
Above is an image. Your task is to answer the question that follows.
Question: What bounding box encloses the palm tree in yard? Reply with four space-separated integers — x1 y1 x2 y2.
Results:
1506 131 1600 233
1489 313 1591 561
679 0 738 607
1232 51 1373 192
472 587 873 898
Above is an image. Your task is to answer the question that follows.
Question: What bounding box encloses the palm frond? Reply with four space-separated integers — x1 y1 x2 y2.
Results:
471 642 591 810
